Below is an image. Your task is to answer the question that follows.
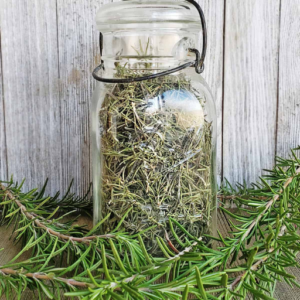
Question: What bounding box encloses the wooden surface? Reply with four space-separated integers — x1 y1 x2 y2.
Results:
0 0 300 193
0 32 6 180
1 0 62 194
276 0 300 158
56 0 99 195
223 0 280 184
0 211 298 300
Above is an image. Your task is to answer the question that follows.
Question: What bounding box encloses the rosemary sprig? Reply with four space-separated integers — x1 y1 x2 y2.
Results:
0 150 300 299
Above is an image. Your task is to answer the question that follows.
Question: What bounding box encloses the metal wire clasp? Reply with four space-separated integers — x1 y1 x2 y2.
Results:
92 0 207 83
189 48 205 74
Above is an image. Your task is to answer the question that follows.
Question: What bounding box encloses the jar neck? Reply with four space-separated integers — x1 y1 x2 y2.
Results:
101 56 194 72
101 29 200 67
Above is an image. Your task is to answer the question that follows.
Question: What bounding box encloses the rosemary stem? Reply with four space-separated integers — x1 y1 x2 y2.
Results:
0 183 115 243
238 167 300 247
0 268 90 288
229 166 300 290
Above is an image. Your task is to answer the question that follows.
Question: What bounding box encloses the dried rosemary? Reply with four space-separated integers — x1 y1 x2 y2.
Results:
98 69 214 252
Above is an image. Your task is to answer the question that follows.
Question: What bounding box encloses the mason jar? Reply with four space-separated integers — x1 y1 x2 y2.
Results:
91 0 217 253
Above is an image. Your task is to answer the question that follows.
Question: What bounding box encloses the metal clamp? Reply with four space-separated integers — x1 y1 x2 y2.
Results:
92 0 207 83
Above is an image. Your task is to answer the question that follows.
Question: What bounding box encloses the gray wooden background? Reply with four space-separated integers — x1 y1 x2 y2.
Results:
0 0 299 196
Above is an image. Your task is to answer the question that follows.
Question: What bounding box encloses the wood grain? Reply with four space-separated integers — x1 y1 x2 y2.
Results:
223 0 280 185
274 254 300 300
56 0 105 196
276 0 300 158
0 0 224 195
0 0 62 195
0 30 7 180
0 0 299 199
198 0 224 184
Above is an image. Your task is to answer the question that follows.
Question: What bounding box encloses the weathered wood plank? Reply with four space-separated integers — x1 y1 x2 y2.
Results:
223 0 280 185
0 0 62 194
274 254 300 299
0 31 7 180
198 0 225 184
56 0 105 196
276 0 300 158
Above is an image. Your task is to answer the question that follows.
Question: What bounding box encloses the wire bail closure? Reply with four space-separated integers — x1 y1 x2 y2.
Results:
92 0 207 83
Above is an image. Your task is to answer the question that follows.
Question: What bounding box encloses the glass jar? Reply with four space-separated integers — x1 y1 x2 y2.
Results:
91 0 217 253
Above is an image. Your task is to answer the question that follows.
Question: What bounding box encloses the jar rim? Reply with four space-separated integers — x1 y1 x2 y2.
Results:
96 0 201 32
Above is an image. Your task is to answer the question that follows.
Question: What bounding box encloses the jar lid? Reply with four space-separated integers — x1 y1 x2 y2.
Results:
96 0 201 32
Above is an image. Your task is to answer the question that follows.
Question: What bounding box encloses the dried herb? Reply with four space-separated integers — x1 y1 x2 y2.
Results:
98 68 215 252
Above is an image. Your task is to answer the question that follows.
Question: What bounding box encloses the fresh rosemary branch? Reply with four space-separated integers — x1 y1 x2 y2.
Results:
0 150 300 299
0 183 115 243
230 221 288 290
